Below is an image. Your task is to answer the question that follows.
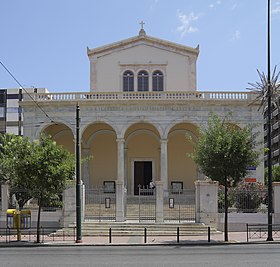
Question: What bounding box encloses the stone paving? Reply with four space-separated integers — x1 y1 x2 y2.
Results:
1 231 280 246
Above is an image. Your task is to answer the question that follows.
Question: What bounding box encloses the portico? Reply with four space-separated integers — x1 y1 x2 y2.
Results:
20 28 264 223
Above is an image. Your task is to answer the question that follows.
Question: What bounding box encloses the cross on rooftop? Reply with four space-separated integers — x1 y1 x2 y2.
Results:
140 20 145 30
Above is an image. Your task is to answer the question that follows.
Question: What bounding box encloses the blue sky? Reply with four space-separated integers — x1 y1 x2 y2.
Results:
1 0 280 92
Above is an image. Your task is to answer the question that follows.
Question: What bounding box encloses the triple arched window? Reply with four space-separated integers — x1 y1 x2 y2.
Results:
123 70 164 92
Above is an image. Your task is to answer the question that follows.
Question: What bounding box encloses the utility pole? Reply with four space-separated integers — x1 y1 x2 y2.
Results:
266 0 273 241
18 88 22 136
76 103 82 243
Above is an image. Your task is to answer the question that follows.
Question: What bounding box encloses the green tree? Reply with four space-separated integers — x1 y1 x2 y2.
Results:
31 134 75 242
0 133 35 208
264 165 280 185
191 114 259 241
0 133 75 243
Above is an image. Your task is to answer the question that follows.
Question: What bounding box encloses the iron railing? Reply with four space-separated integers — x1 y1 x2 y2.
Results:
246 224 280 241
84 188 116 222
218 187 268 213
138 188 156 222
164 189 196 222
0 227 76 243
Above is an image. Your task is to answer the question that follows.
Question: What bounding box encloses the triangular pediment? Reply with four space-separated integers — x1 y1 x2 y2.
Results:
87 34 199 58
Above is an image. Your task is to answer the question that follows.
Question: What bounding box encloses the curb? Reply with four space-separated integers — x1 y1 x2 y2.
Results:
1 240 280 248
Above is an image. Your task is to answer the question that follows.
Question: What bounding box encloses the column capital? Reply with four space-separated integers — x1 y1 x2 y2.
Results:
160 138 168 144
116 138 125 143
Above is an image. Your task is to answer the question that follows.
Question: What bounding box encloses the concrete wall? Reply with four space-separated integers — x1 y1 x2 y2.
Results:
195 181 280 232
0 184 74 228
217 213 268 232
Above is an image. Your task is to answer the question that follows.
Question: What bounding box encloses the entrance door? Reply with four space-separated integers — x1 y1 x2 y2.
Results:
134 161 152 195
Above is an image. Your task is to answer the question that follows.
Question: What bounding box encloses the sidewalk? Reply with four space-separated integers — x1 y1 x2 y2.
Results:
2 231 280 247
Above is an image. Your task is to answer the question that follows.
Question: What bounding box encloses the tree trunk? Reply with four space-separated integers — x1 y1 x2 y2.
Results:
36 197 42 243
224 176 228 242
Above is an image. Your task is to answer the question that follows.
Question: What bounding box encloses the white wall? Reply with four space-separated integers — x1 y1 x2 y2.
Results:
91 44 197 92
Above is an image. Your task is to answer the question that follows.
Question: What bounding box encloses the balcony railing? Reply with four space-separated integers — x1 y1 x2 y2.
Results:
23 91 256 102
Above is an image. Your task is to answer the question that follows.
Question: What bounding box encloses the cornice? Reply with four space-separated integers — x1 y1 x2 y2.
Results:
87 35 199 58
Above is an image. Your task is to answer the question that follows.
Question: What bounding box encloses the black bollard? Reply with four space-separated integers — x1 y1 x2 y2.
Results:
109 228 112 244
144 228 147 243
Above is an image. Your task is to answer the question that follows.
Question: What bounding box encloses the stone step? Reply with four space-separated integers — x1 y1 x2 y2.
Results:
85 203 195 221
57 222 218 236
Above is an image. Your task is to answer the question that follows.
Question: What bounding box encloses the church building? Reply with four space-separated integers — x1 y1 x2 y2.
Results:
20 26 264 223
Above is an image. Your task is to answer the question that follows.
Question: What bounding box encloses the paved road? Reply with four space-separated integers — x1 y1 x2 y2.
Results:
0 244 280 267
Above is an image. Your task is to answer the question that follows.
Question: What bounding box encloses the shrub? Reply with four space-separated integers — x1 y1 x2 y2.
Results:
233 182 267 213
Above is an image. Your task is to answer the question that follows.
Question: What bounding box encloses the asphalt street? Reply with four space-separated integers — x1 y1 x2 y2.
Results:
0 244 280 267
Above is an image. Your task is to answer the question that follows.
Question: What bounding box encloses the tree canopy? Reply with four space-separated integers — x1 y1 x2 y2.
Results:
190 114 260 241
0 133 75 207
264 165 280 185
0 133 75 242
192 114 259 186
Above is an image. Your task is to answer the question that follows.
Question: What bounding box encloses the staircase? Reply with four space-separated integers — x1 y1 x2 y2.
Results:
57 222 218 236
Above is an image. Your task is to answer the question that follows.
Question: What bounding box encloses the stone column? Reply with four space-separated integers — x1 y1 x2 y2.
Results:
117 138 125 182
155 181 164 222
116 139 125 221
273 182 280 224
124 147 128 189
1 184 9 212
115 180 125 222
195 180 218 227
160 139 168 190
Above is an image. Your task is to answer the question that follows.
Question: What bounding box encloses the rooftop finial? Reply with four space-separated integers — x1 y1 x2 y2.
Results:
139 20 146 36
140 20 145 29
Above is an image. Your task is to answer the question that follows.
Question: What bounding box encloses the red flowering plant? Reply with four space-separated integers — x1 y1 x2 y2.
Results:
233 182 268 213
218 182 268 213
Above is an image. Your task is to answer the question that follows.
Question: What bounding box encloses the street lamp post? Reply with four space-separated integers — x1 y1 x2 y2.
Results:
76 103 82 243
266 0 273 242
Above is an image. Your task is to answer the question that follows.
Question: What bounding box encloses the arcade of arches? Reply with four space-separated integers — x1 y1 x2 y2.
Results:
43 121 199 195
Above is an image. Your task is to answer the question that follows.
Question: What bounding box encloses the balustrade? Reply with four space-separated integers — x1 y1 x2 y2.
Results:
25 91 254 102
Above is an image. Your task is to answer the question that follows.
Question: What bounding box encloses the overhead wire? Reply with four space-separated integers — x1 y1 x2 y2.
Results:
0 60 55 123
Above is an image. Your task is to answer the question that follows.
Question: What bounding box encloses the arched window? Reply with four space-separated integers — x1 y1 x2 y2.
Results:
137 70 149 91
123 70 134 91
152 70 164 91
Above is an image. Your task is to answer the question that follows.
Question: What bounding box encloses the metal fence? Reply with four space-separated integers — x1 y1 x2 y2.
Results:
8 189 63 211
138 188 156 222
218 187 268 213
0 227 76 243
164 189 196 222
246 224 280 241
84 188 116 222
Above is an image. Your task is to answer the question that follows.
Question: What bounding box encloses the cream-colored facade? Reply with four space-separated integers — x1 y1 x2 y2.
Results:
21 29 264 220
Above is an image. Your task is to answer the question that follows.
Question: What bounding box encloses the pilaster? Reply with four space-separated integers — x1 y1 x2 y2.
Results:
195 180 218 226
273 182 280 223
155 181 164 222
62 185 76 227
1 184 9 212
